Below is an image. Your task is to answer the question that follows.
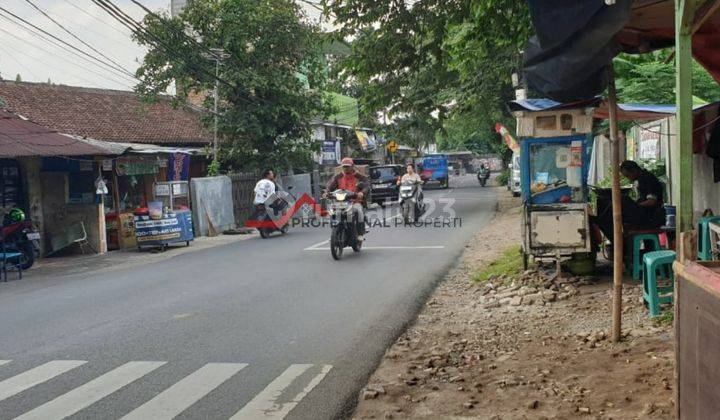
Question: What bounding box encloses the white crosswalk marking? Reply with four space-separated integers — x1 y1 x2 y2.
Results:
0 360 11 367
14 361 165 420
230 364 332 419
121 363 248 420
0 360 86 403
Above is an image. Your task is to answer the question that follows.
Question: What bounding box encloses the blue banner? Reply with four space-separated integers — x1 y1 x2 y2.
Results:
134 211 193 247
167 153 190 181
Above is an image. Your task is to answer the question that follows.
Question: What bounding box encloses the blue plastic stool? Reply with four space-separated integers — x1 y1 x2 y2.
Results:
642 250 676 317
625 232 662 280
698 216 720 260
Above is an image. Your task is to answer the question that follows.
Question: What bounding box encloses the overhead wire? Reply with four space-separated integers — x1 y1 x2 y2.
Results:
0 42 41 81
0 7 138 84
0 25 135 89
21 0 136 79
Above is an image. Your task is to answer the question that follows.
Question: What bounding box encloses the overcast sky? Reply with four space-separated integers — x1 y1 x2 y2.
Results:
0 0 326 91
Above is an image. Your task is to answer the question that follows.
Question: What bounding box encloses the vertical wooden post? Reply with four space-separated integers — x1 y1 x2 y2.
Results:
607 65 624 343
676 0 695 233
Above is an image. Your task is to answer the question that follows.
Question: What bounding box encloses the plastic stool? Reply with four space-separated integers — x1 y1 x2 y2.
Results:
698 216 720 260
642 250 676 317
626 232 662 280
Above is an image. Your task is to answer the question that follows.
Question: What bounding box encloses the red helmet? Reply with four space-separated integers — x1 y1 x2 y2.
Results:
340 157 354 167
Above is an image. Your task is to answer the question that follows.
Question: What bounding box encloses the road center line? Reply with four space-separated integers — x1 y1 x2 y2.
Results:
15 361 166 420
303 239 329 250
0 361 86 403
121 363 247 420
306 245 445 251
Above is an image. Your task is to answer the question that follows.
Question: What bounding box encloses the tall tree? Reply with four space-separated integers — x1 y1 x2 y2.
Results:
134 0 334 171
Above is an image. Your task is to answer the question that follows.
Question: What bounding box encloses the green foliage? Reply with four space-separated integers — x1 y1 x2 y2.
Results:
324 0 530 156
206 159 220 176
471 246 522 283
496 168 510 187
653 309 674 327
615 50 720 104
134 0 334 172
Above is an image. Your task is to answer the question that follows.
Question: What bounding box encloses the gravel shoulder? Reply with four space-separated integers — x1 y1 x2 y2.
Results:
353 193 675 419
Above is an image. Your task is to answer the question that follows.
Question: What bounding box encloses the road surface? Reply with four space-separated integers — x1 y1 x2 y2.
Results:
0 175 497 420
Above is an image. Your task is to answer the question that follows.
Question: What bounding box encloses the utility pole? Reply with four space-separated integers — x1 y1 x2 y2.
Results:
202 48 230 161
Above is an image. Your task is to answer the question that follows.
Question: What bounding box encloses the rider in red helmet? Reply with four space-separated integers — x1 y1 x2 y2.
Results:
325 157 369 241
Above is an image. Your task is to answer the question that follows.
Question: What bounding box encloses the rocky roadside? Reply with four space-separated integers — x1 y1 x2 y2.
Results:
353 192 675 419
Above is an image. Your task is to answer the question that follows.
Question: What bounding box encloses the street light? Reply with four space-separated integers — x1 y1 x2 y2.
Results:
201 48 230 161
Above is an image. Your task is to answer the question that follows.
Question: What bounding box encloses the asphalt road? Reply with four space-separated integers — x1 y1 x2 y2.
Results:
0 174 497 420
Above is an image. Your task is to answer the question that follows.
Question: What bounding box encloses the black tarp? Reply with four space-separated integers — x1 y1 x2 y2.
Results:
523 0 633 102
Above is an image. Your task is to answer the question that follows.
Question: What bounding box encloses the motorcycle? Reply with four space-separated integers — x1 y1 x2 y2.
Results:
327 189 362 260
2 211 40 270
399 180 426 224
257 187 294 239
477 168 490 187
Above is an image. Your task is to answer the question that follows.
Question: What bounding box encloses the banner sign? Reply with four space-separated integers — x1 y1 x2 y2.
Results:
134 211 193 246
639 124 661 160
320 139 340 165
117 158 158 176
355 129 377 151
167 153 190 181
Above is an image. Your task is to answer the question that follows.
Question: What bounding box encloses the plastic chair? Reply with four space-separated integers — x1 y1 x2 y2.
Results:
698 216 720 260
625 230 662 280
642 250 676 317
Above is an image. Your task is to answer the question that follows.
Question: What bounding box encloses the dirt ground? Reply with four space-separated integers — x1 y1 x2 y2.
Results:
353 191 675 419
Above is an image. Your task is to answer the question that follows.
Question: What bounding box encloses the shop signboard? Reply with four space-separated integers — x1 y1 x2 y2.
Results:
167 153 190 181
638 124 661 160
134 211 193 247
320 139 340 165
117 158 158 176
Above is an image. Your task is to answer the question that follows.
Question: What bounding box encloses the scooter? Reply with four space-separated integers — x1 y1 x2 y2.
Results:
2 212 40 269
327 189 363 260
477 169 490 187
257 187 294 239
399 180 426 224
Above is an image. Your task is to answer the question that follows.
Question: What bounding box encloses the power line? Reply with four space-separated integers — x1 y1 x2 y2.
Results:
0 25 135 89
22 0 136 79
0 6 137 83
62 0 131 37
0 43 41 81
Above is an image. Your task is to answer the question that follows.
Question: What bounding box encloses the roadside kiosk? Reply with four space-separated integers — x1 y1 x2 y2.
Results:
509 99 596 272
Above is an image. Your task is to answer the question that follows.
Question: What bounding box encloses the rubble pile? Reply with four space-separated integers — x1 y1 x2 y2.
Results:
479 268 595 309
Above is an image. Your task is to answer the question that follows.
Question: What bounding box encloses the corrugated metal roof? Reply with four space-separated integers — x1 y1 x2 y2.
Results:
0 109 109 157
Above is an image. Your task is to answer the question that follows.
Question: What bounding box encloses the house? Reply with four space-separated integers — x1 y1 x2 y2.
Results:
0 81 212 254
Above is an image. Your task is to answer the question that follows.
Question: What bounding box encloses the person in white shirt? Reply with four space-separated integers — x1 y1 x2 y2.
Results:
397 163 424 202
254 169 276 205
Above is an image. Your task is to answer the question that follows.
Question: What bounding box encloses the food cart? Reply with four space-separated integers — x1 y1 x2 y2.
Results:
134 181 194 251
510 100 596 271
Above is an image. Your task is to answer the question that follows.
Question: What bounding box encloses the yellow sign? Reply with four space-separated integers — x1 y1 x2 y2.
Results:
386 140 398 153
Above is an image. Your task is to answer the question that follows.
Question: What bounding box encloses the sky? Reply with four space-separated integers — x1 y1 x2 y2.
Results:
0 0 326 91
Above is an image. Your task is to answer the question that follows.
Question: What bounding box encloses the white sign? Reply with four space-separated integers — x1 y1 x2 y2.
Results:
639 125 661 159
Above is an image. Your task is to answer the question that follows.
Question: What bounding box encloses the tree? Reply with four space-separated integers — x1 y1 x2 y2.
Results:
614 50 720 104
134 0 334 172
15 74 21 82
325 0 530 159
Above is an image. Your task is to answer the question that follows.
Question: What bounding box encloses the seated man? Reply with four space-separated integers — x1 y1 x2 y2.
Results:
325 157 369 241
591 160 666 246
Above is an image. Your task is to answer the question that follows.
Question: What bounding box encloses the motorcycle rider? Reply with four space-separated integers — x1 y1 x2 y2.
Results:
325 157 369 242
250 169 276 222
397 163 424 202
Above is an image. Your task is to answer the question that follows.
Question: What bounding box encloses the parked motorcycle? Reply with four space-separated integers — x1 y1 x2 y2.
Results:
2 208 40 269
327 189 362 260
477 168 490 187
399 180 426 224
257 187 294 239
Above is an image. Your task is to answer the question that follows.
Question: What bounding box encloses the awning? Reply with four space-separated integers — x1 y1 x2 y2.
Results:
75 137 205 156
523 0 720 101
509 98 720 121
0 109 108 157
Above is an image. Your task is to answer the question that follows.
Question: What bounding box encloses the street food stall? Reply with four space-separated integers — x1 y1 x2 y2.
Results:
510 100 596 271
134 180 194 251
